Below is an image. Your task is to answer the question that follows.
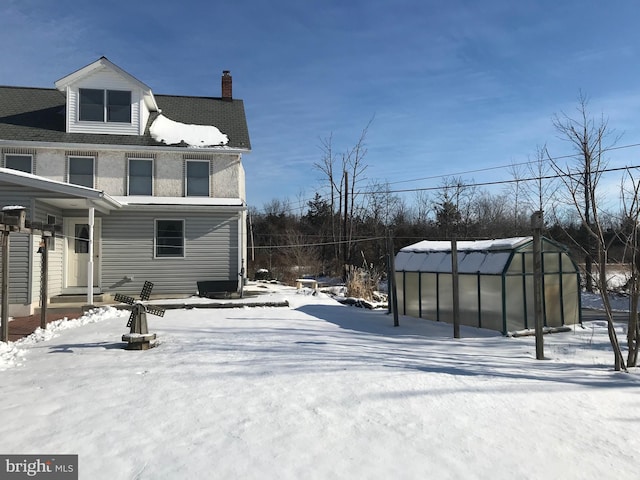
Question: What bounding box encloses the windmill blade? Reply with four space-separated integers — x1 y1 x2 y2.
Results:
140 281 154 301
114 293 136 305
126 310 136 328
146 305 165 317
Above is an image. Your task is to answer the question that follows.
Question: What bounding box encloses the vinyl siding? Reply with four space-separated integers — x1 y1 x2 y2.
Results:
67 69 144 136
0 187 34 305
101 209 240 297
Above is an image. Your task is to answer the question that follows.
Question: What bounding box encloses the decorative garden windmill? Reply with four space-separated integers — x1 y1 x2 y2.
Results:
114 281 165 350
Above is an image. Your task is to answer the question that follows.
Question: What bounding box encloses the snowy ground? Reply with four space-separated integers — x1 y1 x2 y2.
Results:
1 283 639 479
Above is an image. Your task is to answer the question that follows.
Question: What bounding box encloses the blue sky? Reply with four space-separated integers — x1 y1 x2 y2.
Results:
3 0 640 212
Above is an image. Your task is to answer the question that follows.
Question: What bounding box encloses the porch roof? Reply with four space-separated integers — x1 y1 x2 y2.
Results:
0 167 122 213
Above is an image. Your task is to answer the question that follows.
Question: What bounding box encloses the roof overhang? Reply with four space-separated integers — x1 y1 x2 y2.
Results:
112 196 246 212
0 139 250 155
0 167 122 214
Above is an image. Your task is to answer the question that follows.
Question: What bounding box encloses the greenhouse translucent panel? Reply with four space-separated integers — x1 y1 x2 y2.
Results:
479 276 504 332
395 272 405 314
543 274 562 327
394 252 413 271
421 273 438 321
524 275 535 327
522 252 534 275
432 252 453 273
482 252 512 274
404 272 420 317
561 255 578 275
542 252 561 274
505 276 526 331
459 274 479 327
507 252 526 275
438 275 454 323
458 252 484 274
562 274 580 325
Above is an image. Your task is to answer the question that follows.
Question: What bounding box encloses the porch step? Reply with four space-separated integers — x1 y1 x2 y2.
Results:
50 294 105 304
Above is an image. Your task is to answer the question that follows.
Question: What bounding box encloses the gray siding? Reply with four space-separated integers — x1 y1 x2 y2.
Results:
101 209 239 297
0 186 34 304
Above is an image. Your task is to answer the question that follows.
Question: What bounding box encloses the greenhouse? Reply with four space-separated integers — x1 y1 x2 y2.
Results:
394 237 581 334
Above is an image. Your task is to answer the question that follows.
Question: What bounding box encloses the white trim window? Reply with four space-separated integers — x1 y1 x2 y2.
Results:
155 219 185 258
4 154 33 173
68 156 95 188
128 158 153 195
79 88 131 123
185 160 210 197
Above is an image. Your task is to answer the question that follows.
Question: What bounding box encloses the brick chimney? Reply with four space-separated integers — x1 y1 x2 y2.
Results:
222 70 232 101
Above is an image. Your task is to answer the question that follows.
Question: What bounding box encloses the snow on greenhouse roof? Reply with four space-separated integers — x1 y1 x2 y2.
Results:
399 237 532 253
395 237 533 274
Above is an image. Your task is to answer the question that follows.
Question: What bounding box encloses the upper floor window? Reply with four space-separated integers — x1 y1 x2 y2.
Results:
4 154 33 173
68 156 94 188
79 88 131 123
128 158 153 195
185 160 210 197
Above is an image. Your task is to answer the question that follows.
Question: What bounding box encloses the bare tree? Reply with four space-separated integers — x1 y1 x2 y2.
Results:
548 92 626 371
619 169 640 366
434 177 476 238
413 190 433 229
506 162 527 235
314 119 373 276
315 133 343 267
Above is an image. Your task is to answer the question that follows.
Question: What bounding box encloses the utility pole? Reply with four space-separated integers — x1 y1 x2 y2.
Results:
531 211 545 360
451 234 460 339
387 229 399 327
343 170 349 281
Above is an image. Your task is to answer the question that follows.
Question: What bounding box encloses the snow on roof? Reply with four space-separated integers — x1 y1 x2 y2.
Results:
400 237 531 253
150 114 228 147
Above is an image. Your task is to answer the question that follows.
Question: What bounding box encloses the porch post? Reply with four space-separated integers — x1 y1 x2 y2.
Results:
87 207 95 306
1 230 9 342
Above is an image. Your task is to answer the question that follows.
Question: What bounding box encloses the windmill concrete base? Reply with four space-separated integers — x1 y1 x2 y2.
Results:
122 332 157 350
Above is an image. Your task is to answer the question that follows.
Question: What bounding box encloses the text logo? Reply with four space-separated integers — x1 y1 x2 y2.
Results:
0 455 77 479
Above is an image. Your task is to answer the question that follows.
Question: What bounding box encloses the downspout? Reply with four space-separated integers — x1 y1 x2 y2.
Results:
87 206 94 306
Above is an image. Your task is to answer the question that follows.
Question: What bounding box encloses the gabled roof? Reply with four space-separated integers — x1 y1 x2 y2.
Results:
0 87 251 150
54 56 158 112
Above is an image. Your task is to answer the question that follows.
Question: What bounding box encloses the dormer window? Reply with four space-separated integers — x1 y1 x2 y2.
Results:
79 88 131 123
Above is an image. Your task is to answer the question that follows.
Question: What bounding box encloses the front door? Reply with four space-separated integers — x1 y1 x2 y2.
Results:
65 218 101 290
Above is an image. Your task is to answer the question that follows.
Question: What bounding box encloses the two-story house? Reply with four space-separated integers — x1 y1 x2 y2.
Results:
0 57 251 316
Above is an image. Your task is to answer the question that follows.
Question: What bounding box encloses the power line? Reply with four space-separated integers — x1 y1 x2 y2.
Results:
251 236 386 250
249 141 640 215
358 164 640 196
